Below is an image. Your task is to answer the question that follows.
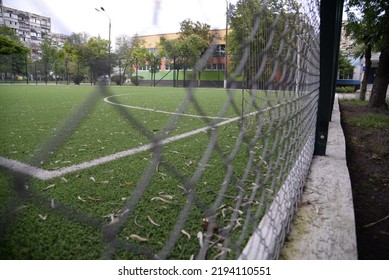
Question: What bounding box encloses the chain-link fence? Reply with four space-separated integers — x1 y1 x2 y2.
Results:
0 0 321 260
0 54 103 85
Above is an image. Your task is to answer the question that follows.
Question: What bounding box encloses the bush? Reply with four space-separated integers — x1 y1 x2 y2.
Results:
111 74 124 85
336 86 355 93
72 74 84 85
130 76 144 86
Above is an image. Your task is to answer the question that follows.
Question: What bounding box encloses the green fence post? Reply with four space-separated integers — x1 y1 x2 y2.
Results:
173 56 176 87
25 56 29 85
314 0 344 155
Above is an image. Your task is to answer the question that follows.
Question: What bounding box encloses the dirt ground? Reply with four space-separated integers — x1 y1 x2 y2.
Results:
339 101 389 260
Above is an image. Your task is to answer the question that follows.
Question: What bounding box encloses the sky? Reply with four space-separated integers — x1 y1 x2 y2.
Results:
4 0 237 44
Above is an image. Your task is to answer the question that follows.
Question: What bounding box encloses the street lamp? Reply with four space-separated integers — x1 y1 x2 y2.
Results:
95 7 111 85
224 0 233 88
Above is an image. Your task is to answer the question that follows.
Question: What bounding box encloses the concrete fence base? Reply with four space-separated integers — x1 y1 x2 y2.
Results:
280 96 358 260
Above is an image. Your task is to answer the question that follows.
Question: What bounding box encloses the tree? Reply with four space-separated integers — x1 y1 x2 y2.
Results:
345 2 377 101
158 19 212 84
80 36 110 83
122 35 150 85
0 25 29 80
115 34 132 85
179 19 212 49
40 38 59 83
147 53 161 85
228 0 302 89
56 32 90 84
346 0 389 108
338 51 354 79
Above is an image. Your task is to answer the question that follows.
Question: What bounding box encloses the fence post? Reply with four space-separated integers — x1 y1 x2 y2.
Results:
10 55 13 84
25 56 29 85
35 62 38 85
173 56 176 87
314 0 344 155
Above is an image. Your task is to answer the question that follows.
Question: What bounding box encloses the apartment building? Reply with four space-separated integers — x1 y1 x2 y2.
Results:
0 1 66 60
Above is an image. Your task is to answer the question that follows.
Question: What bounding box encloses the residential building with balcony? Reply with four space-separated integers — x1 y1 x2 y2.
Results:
0 1 66 61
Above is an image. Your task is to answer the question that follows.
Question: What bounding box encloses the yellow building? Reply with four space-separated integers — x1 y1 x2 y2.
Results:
138 29 230 72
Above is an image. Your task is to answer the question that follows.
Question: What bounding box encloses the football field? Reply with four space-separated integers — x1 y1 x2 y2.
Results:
0 84 273 259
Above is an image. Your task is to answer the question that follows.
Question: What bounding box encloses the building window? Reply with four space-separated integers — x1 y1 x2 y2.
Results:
148 48 157 54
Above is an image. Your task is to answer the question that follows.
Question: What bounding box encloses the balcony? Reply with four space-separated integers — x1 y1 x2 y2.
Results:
19 24 30 30
41 22 51 27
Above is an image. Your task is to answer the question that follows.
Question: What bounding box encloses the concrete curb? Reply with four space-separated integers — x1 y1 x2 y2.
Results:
280 96 358 259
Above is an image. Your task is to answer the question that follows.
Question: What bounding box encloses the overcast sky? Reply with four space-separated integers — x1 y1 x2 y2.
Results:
4 0 237 41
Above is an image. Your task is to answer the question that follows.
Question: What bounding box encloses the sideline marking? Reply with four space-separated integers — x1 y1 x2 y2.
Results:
104 94 231 120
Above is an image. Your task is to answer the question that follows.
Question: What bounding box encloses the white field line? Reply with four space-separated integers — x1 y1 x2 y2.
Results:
1 110 260 181
0 116 240 180
0 91 267 180
104 94 231 120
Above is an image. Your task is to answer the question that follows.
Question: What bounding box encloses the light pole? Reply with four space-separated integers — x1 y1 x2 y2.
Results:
95 7 111 85
224 0 230 89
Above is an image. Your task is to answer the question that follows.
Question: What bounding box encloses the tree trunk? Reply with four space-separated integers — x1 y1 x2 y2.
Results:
360 45 371 101
368 35 389 109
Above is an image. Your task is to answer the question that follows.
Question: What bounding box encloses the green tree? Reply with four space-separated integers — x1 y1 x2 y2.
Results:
338 51 354 79
147 53 161 85
228 0 301 89
56 32 90 84
0 25 29 80
79 36 110 83
115 34 132 85
345 2 377 101
346 0 389 108
158 19 212 84
40 38 59 83
122 35 150 85
179 19 212 48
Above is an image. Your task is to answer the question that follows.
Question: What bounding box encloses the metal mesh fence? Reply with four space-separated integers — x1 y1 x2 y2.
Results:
0 54 102 85
0 0 320 260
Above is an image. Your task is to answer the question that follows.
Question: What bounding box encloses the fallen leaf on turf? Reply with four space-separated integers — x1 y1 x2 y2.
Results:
15 205 27 212
38 214 47 221
159 194 174 200
151 196 175 204
134 215 145 229
97 181 109 184
197 232 204 248
147 215 160 227
129 234 148 242
181 230 191 240
44 184 55 191
120 208 129 217
107 214 119 225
